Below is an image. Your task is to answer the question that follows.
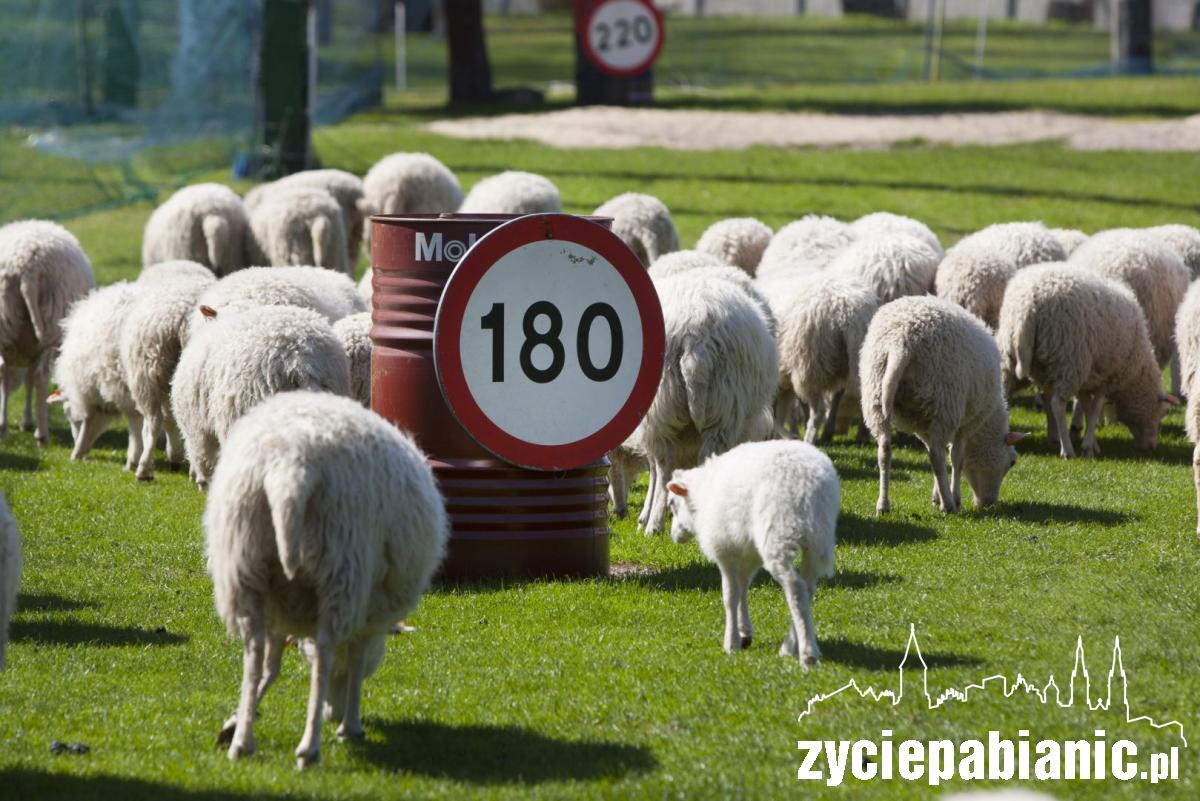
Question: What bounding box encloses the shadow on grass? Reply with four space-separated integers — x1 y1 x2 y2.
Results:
11 619 187 647
0 449 40 471
360 719 656 783
0 770 286 801
819 638 982 671
625 564 898 592
982 500 1132 527
836 511 938 546
18 592 97 613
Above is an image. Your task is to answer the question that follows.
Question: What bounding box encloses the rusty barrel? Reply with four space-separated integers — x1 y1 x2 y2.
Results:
370 214 610 580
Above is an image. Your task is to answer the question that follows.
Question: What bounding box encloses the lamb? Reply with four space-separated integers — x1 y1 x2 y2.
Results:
1148 223 1200 280
205 391 448 767
861 295 1026 513
119 275 215 480
188 266 366 339
333 312 372 407
245 169 367 268
245 187 349 275
828 234 941 304
664 440 838 666
934 242 1019 330
850 211 942 256
635 271 777 535
141 183 248 276
997 263 1171 458
1174 281 1200 533
756 215 853 280
458 170 561 215
0 492 19 670
139 258 218 286
593 192 679 267
1050 227 1089 258
52 282 145 467
952 221 1066 268
695 218 773 276
362 152 463 216
172 305 352 488
0 220 96 443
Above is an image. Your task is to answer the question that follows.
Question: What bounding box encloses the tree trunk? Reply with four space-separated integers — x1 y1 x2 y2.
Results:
446 0 493 103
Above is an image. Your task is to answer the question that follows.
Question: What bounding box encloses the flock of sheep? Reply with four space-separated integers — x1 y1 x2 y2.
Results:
1 148 1199 771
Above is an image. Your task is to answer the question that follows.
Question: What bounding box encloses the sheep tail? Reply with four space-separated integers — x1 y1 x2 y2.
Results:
679 341 714 432
262 462 314 581
18 271 46 343
202 214 229 273
1014 310 1036 382
310 216 334 271
877 345 909 432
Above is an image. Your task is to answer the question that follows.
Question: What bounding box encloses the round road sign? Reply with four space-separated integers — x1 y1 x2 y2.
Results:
579 0 665 79
434 214 665 471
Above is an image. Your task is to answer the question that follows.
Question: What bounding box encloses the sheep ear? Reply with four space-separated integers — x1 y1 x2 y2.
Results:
1160 391 1181 406
667 480 689 497
199 305 218 319
1004 431 1029 446
47 388 65 404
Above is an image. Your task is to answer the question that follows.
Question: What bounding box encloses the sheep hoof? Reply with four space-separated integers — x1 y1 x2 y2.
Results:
800 653 819 670
228 741 255 760
875 501 890 515
35 434 48 445
136 472 154 482
337 725 365 742
170 462 182 473
739 635 753 650
216 717 238 747
295 749 321 770
20 421 35 433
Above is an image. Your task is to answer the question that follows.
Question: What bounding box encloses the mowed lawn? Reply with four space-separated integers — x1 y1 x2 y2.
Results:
2 91 1200 799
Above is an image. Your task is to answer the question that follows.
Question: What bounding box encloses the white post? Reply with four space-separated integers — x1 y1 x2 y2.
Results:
974 0 989 79
394 2 407 92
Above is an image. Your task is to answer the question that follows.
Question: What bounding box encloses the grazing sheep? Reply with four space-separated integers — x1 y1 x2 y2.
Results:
173 305 352 489
139 258 218 287
635 272 778 535
647 249 726 278
1148 223 1200 280
0 492 19 670
774 273 878 442
756 215 853 279
665 440 838 665
1049 227 1089 258
828 234 941 304
189 266 366 339
362 152 463 216
1175 281 1200 533
142 184 248 276
649 255 776 334
952 221 1066 268
861 296 1026 513
607 441 645 519
0 220 96 443
997 264 1171 458
206 391 448 767
850 211 942 256
119 276 214 480
333 312 372 407
52 282 144 467
593 192 679 267
695 218 773 275
934 242 1019 330
246 170 367 268
459 170 561 215
245 187 350 275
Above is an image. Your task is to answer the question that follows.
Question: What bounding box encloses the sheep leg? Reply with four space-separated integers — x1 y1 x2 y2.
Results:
645 456 672 536
137 412 160 481
1172 351 1183 398
336 639 369 742
227 610 265 759
875 431 892 514
773 392 796 440
219 629 286 745
949 435 967 510
637 464 657 530
1080 393 1104 458
124 410 145 472
1193 443 1200 536
736 564 756 649
768 561 819 667
1069 398 1085 436
1043 394 1059 444
0 364 9 438
819 390 843 445
164 415 185 470
21 367 34 431
32 362 50 445
1049 394 1075 458
927 439 957 513
608 456 627 518
71 416 109 460
719 565 743 653
803 394 827 445
295 630 333 769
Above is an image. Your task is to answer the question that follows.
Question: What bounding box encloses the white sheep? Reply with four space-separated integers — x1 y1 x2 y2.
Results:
635 271 777 535
1148 223 1200 280
139 258 218 286
593 192 678 268
664 440 838 665
647 249 726 277
362 152 463 216
245 187 349 275
1174 280 1200 533
205 391 448 767
850 211 943 256
695 218 773 276
119 275 215 480
459 170 561 215
188 266 366 339
756 215 853 280
141 183 248 276
333 312 371 407
934 241 1019 330
952 221 1066 268
648 254 776 334
0 492 19 670
0 220 96 443
52 282 144 467
607 442 645 519
861 295 1026 513
828 234 941 304
358 269 373 306
245 169 367 268
997 263 1171 458
172 305 352 488
1049 227 1089 258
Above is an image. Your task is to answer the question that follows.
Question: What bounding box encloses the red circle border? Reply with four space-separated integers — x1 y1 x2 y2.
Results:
578 0 666 79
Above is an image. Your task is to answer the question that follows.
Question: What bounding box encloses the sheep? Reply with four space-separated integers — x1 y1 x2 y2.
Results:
607 442 645 518
362 152 463 216
828 234 941 305
934 242 1019 330
459 170 561 215
205 390 448 767
648 253 775 332
695 218 773 276
172 305 352 489
188 266 366 339
756 215 853 280
1148 223 1200 280
333 312 372 407
850 211 943 256
139 258 218 287
664 440 838 665
952 221 1066 268
647 249 726 278
1177 280 1200 534
774 272 878 442
245 187 349 276
861 295 1026 513
0 220 96 443
593 192 678 268
358 269 373 306
245 169 367 268
119 275 215 480
141 183 248 276
0 492 19 670
635 271 778 535
997 263 1172 458
1050 227 1089 258
52 282 145 467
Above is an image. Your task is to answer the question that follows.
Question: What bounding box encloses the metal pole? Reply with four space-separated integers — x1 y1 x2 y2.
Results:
307 0 317 166
974 0 989 78
922 0 935 81
395 1 406 91
931 0 947 81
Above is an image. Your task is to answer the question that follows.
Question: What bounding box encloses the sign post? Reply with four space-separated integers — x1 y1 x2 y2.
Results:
575 0 664 106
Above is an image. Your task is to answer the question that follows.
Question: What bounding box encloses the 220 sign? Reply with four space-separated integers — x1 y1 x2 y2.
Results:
594 14 654 51
480 301 624 384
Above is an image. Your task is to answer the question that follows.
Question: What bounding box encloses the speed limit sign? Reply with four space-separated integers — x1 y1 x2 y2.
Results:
434 214 665 471
579 0 665 78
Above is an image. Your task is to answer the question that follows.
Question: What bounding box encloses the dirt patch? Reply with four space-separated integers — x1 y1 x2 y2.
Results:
609 561 659 580
426 107 1200 152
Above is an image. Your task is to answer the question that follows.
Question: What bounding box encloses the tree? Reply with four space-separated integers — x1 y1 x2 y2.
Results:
445 0 494 103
